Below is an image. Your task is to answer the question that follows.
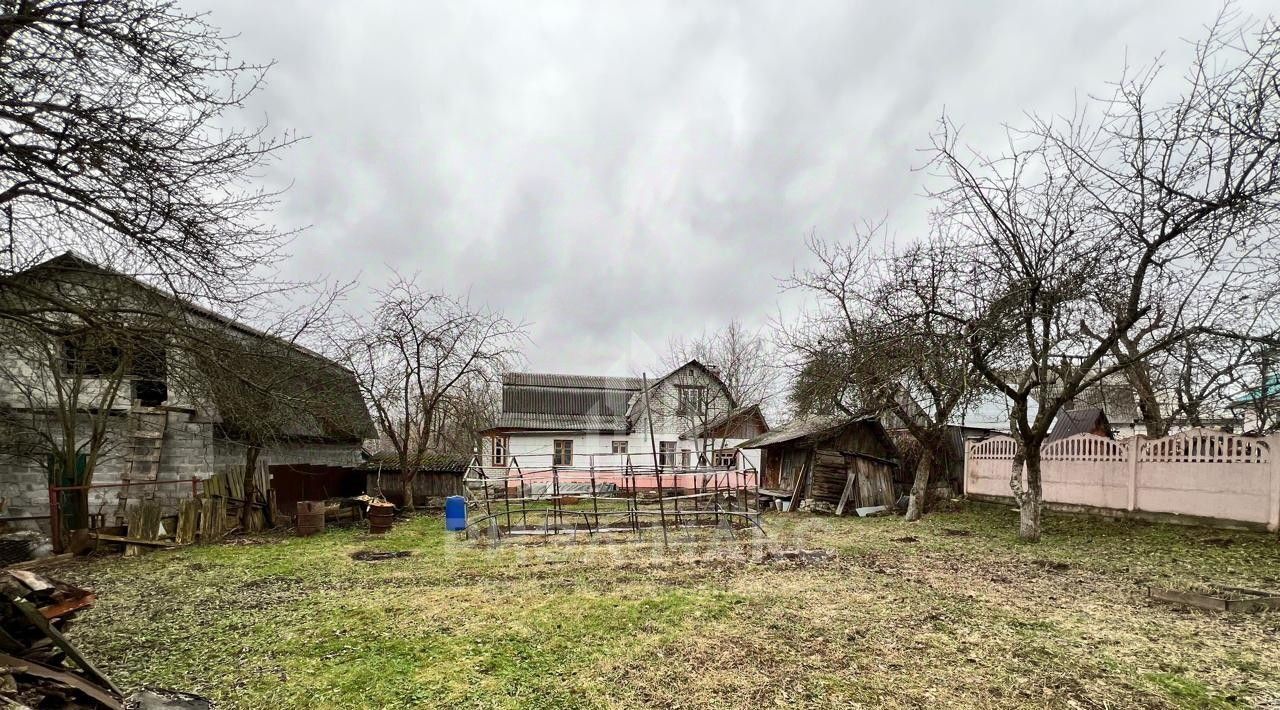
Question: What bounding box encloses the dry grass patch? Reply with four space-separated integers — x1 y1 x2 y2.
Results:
51 502 1280 709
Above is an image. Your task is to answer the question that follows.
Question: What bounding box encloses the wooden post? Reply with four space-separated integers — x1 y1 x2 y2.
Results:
1128 435 1142 512
642 373 668 546
48 484 62 555
1268 433 1280 533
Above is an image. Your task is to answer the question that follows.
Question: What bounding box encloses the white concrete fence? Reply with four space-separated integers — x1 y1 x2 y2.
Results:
965 428 1280 532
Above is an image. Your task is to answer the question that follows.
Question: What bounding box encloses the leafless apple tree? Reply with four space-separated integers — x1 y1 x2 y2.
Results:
782 225 987 521
332 276 524 510
923 10 1280 540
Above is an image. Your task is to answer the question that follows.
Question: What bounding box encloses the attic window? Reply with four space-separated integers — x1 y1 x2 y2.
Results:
676 385 706 416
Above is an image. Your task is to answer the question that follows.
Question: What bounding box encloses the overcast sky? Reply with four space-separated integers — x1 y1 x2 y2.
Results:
197 0 1272 377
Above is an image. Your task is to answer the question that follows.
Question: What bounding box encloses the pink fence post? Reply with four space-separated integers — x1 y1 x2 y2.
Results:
1269 433 1280 533
1127 435 1141 512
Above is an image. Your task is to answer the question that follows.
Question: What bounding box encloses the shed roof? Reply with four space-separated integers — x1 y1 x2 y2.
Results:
681 404 769 439
737 415 886 450
359 451 470 473
1047 407 1112 442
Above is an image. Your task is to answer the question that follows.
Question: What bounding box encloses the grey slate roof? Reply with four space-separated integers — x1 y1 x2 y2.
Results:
359 451 470 472
1047 407 1112 442
503 372 642 389
490 370 641 432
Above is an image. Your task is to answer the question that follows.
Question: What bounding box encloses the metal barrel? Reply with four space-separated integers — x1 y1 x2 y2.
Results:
296 501 325 537
367 502 395 534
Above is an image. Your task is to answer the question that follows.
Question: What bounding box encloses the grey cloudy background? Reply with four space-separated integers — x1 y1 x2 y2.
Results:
196 0 1272 377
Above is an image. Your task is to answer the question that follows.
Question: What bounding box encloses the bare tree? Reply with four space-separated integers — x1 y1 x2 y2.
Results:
0 0 296 305
333 276 524 510
782 226 987 521
660 320 781 463
925 10 1280 540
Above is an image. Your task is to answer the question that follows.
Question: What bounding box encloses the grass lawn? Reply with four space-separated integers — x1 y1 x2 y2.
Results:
54 502 1280 709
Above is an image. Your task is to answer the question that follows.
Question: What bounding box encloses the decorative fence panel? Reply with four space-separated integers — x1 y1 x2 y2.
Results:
965 429 1280 531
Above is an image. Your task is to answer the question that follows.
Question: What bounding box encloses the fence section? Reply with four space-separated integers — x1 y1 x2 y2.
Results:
965 429 1280 531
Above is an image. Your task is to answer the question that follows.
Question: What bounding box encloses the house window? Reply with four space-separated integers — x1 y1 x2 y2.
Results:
492 436 509 466
714 449 737 468
658 441 676 467
553 439 573 467
62 334 125 377
676 385 706 416
611 440 628 454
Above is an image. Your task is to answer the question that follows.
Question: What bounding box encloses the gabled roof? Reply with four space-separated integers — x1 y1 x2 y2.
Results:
1047 407 1112 442
9 252 375 441
624 359 736 419
489 359 738 434
681 404 769 439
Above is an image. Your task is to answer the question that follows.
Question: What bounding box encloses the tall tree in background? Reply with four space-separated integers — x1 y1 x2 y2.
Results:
664 320 780 412
0 0 295 311
662 321 780 464
925 11 1280 540
334 276 523 510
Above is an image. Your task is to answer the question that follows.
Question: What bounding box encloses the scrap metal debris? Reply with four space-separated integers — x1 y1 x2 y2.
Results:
0 568 217 709
0 568 121 708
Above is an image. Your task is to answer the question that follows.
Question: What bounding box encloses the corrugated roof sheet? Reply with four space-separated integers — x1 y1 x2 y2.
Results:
503 385 633 417
491 412 631 432
359 451 470 472
503 372 642 390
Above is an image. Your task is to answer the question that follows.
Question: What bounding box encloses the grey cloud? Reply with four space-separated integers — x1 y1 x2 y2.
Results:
193 0 1273 374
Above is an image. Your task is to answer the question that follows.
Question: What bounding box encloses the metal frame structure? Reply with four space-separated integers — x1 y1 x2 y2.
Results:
462 449 764 542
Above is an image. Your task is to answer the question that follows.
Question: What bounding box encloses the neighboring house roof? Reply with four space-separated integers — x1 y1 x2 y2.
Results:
488 359 738 435
488 370 640 433
359 451 470 473
681 404 769 439
737 414 892 452
1232 375 1280 407
1047 407 1112 442
948 390 1040 431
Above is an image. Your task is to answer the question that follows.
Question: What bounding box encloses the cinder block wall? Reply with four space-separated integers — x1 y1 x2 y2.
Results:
0 408 362 532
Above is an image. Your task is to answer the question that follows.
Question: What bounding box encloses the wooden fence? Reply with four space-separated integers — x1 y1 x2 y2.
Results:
965 428 1280 531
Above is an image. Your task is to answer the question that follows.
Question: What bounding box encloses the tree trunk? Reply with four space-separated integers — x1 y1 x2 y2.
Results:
402 465 416 512
904 449 932 522
1019 451 1043 542
241 445 261 529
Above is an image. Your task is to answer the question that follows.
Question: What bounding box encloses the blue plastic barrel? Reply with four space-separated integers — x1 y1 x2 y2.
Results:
445 495 467 531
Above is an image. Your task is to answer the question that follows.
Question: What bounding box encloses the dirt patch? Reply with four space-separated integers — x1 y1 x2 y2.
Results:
351 550 413 562
939 528 973 537
756 548 836 567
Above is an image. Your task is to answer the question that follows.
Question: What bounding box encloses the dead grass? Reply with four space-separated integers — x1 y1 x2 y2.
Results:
54 502 1280 709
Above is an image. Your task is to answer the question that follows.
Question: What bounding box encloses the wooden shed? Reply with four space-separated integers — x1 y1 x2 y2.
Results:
739 416 899 514
360 452 469 506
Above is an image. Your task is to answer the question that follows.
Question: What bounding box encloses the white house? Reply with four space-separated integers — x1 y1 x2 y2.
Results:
479 360 769 472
